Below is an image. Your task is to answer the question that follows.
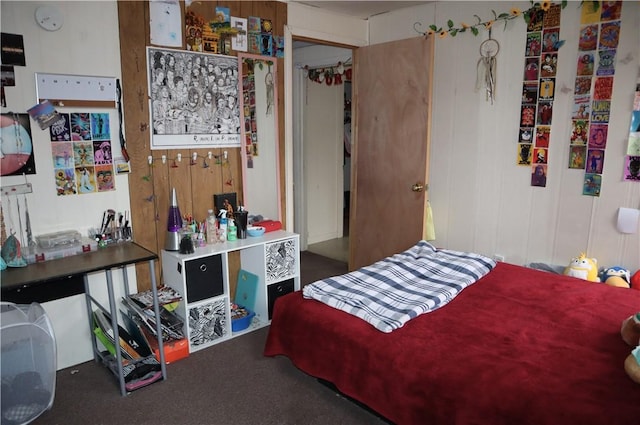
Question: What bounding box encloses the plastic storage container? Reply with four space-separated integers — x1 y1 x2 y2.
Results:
1 302 56 425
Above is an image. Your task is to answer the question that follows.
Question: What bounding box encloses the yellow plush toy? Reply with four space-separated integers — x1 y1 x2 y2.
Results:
563 253 599 282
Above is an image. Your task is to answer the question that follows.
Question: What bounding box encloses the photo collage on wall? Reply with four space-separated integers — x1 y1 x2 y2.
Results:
568 1 622 196
517 4 562 188
49 112 115 196
247 16 284 58
623 84 640 182
242 70 258 166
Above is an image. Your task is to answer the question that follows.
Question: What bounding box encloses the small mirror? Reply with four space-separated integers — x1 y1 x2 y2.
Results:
238 53 281 224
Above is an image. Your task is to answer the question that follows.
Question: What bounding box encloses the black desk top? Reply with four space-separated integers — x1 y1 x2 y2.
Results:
1 242 157 291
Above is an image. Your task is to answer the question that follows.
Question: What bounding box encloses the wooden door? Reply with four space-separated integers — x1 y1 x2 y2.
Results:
349 36 434 270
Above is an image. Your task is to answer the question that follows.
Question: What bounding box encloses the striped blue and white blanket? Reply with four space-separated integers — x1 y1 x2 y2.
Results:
302 240 496 333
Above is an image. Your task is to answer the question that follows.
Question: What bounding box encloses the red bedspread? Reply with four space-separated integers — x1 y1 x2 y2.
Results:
264 262 640 425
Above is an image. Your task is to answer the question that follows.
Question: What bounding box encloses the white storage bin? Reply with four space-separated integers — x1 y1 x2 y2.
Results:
1 302 56 425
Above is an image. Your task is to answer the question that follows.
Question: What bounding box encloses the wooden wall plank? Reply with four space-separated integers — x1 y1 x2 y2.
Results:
118 1 287 294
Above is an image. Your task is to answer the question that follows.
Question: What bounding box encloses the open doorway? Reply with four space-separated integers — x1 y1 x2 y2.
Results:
292 41 353 263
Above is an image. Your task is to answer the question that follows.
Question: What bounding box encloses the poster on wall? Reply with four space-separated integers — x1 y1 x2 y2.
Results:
0 113 36 176
517 3 563 189
51 112 115 196
147 47 240 150
624 83 640 181
568 0 623 196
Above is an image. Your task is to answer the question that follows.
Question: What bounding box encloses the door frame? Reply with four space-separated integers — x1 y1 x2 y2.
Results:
284 25 366 253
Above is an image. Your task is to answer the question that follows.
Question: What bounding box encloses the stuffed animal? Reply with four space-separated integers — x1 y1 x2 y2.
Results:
563 253 599 282
621 313 640 384
600 266 631 288
621 313 640 346
631 270 640 291
625 347 640 384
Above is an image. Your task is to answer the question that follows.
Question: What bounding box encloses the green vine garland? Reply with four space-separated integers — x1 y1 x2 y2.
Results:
413 1 600 39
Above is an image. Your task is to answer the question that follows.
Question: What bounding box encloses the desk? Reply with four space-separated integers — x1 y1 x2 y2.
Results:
1 242 167 395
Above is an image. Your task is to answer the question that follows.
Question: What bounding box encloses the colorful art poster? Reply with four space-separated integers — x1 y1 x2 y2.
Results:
0 113 36 176
531 164 547 187
90 113 110 140
247 16 261 33
95 165 114 191
578 24 598 51
525 32 542 56
527 7 544 32
540 53 557 77
595 49 616 76
588 123 608 148
539 78 555 100
93 140 112 165
522 82 538 104
519 127 534 144
583 173 601 196
27 100 60 130
543 4 562 27
569 146 586 169
570 119 589 145
534 147 548 164
537 101 553 125
628 134 640 156
580 2 601 24
576 52 595 76
574 76 592 95
524 57 540 81
572 95 591 120
535 126 551 148
542 27 560 52
518 143 532 165
599 21 621 49
49 113 70 141
51 142 74 168
591 100 610 123
631 110 640 132
76 166 96 194
73 141 94 167
601 1 622 21
585 149 605 174
71 112 91 140
593 76 614 100
54 168 76 196
624 156 640 181
520 105 536 127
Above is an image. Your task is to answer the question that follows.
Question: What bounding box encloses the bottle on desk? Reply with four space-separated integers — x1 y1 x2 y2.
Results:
227 218 237 241
218 210 228 242
206 209 217 244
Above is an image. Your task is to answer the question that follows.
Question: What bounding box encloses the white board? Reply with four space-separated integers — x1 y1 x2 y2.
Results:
35 73 117 107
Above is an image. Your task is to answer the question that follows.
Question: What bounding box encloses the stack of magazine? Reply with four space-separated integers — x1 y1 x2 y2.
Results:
121 286 184 342
93 309 163 391
92 286 184 391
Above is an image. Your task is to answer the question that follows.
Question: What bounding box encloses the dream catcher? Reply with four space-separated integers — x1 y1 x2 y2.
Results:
476 34 500 104
265 63 274 116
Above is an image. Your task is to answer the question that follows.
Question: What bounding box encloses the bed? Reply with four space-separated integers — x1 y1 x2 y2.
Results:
264 242 640 425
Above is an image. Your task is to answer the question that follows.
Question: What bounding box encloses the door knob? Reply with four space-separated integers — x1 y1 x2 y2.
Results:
412 182 426 192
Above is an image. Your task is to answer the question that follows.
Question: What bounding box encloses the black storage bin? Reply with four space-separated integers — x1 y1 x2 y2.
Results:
184 255 224 303
267 278 295 319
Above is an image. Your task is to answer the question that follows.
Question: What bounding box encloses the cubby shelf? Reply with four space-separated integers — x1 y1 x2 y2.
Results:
161 230 300 353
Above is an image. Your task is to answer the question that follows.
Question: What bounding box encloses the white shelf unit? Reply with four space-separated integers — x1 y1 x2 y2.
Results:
161 231 299 353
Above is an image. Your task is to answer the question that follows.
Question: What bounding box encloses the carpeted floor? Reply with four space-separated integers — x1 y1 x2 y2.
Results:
35 252 386 425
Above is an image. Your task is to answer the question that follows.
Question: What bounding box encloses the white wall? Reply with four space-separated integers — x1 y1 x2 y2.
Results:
365 1 640 271
1 1 134 369
302 77 344 244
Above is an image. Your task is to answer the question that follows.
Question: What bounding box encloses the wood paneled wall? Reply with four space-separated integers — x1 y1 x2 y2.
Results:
117 1 287 293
